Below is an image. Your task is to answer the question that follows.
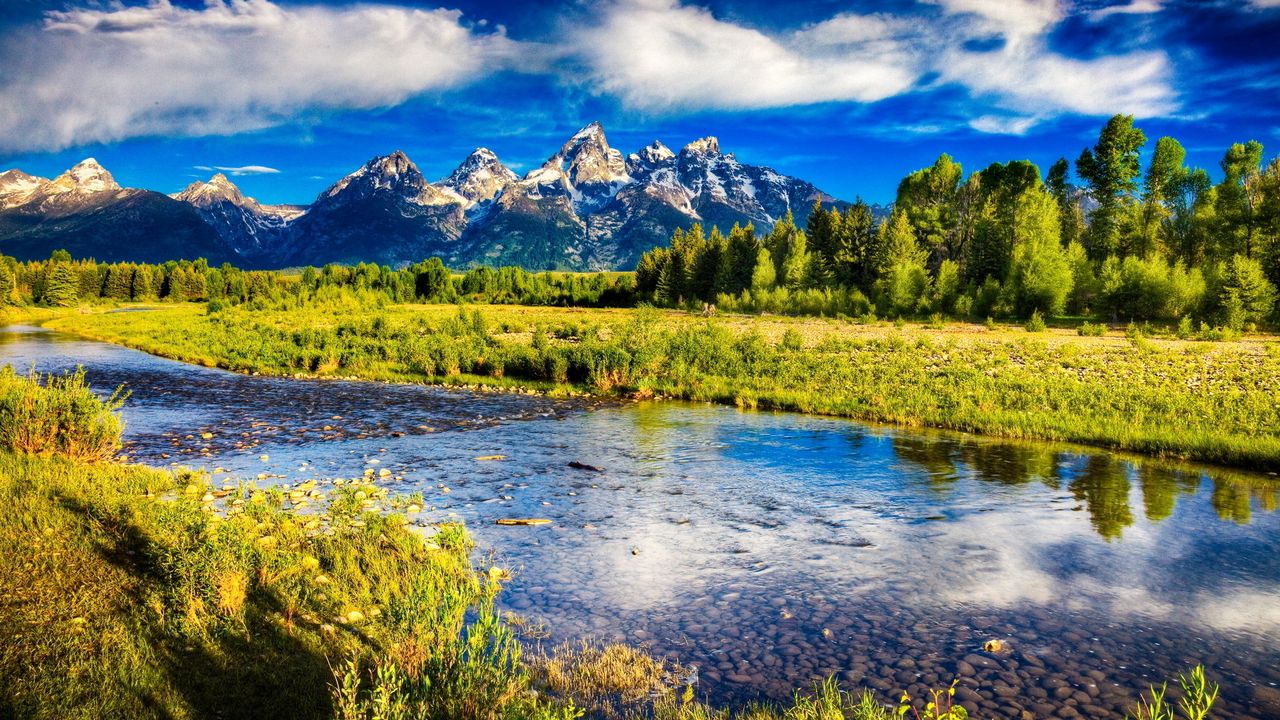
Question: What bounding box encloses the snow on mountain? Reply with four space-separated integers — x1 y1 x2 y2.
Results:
0 169 50 210
0 125 845 270
48 158 121 195
437 148 517 207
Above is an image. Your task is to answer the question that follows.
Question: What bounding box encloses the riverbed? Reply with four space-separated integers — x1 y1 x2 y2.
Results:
3 324 1278 718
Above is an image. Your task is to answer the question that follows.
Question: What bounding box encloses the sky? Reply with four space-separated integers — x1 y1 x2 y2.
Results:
0 0 1278 205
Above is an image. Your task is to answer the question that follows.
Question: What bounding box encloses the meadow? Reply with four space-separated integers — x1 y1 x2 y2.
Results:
43 300 1280 471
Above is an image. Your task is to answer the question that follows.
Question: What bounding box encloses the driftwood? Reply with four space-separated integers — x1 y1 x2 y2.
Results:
495 518 552 526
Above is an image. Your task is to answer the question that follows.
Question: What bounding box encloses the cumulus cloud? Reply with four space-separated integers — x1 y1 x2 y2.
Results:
0 0 527 152
571 0 921 111
571 0 1177 130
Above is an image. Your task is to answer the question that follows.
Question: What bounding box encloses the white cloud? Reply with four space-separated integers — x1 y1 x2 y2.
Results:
969 115 1040 135
571 0 921 111
571 0 1177 127
1087 0 1165 21
929 0 1176 121
926 0 1061 39
0 0 526 152
214 165 280 176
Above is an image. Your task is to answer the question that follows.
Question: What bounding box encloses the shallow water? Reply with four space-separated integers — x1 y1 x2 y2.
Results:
3 325 1279 718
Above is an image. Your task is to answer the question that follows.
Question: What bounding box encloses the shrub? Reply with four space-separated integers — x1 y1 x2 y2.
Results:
1078 321 1106 337
1024 310 1046 333
0 366 126 461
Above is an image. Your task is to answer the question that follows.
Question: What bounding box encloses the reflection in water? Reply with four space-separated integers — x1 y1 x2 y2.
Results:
3 325 1280 719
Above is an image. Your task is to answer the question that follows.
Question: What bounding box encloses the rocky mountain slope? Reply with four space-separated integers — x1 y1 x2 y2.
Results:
0 159 230 264
0 124 848 269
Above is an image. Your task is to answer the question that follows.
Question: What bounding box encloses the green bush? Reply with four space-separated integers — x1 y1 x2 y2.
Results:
1024 311 1047 333
0 366 126 461
1078 321 1106 337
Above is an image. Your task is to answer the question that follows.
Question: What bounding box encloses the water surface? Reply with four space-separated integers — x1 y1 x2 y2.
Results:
3 325 1279 719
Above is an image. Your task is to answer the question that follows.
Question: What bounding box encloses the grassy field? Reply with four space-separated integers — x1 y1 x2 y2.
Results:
41 302 1280 471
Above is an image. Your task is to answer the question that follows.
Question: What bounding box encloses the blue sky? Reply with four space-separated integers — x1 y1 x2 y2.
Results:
1 0 1278 205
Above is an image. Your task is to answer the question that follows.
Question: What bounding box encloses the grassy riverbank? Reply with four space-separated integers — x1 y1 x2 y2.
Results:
43 301 1280 471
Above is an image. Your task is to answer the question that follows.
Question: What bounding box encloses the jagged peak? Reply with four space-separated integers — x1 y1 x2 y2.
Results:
176 173 256 209
366 150 417 176
632 140 675 166
681 137 721 156
51 157 121 193
440 147 516 206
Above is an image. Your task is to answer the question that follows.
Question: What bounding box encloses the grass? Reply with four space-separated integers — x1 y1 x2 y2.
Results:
43 301 1280 471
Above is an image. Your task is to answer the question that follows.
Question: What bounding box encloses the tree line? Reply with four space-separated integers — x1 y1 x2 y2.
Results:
0 252 635 309
636 115 1280 328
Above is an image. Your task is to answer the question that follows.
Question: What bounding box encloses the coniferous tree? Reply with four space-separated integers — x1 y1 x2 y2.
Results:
44 262 80 307
875 211 929 315
832 201 877 290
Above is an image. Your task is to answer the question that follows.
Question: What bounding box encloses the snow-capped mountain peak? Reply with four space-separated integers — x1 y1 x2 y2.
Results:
175 173 255 209
681 137 722 157
439 147 517 206
0 169 50 209
537 122 632 212
50 158 121 195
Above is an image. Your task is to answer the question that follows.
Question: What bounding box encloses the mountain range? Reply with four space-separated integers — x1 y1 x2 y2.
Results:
0 123 851 270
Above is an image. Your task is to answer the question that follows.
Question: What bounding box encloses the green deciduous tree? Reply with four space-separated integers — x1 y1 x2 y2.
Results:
1077 115 1147 259
1009 188 1073 316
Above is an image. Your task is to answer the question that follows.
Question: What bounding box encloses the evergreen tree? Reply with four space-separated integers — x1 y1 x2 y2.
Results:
1077 115 1147 259
719 223 758 295
1216 254 1276 327
131 265 155 300
691 226 726 301
832 201 877 290
44 262 79 307
875 211 929 315
0 265 15 305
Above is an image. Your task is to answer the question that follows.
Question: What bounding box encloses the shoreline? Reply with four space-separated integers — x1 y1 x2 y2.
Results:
12 302 1280 473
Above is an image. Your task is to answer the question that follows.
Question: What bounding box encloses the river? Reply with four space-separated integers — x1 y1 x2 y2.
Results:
3 324 1279 719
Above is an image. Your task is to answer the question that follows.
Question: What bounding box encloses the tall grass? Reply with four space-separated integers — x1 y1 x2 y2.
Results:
0 366 126 461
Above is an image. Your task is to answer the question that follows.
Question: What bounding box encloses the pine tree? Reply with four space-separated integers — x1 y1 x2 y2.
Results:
875 211 929 315
44 262 80 307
